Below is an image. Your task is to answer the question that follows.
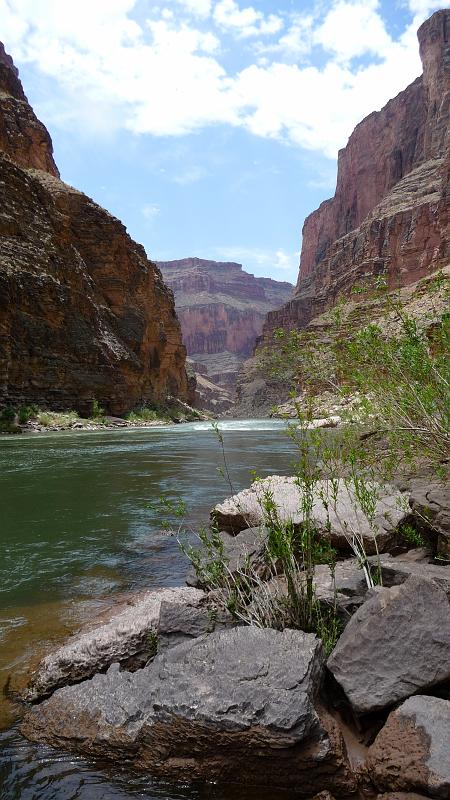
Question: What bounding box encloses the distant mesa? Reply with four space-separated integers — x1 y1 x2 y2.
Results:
158 257 293 411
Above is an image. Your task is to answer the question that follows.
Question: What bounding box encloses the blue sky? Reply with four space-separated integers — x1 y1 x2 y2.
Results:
0 0 448 283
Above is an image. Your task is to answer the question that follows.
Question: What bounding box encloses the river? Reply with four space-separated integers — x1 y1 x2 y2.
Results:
0 420 299 799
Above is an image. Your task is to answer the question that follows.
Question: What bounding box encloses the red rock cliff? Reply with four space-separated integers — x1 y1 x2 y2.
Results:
158 258 293 389
0 44 189 415
264 9 450 337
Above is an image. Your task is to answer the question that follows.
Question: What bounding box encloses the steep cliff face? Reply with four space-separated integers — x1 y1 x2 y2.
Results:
158 258 292 390
263 9 450 338
0 44 189 415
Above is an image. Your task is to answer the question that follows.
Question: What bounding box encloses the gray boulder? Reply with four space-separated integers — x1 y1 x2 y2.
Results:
186 526 267 588
409 482 450 559
327 575 450 715
369 549 450 598
212 476 408 554
376 795 437 800
315 559 368 600
24 586 205 702
313 560 369 622
157 598 234 651
368 695 450 798
22 627 355 795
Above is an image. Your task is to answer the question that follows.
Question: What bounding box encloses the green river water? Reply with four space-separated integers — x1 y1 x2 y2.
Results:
0 420 299 799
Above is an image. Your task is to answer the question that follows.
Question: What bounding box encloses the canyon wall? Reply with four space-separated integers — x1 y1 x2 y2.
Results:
0 44 189 416
263 9 450 339
158 258 292 391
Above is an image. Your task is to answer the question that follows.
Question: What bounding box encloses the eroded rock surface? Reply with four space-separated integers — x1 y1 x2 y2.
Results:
158 258 293 399
186 526 268 588
22 627 355 794
24 586 205 702
409 482 450 559
236 11 450 415
368 695 450 798
262 11 449 341
370 550 450 598
212 475 408 554
328 576 450 715
0 43 189 415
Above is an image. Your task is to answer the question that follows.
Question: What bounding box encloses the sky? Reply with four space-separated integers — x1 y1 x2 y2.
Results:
0 0 448 284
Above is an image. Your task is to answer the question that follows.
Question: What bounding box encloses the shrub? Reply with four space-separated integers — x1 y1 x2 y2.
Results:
127 406 170 423
18 405 38 424
91 399 106 421
37 410 79 427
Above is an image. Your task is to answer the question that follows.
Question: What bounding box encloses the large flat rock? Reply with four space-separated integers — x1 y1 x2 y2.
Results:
369 550 450 597
24 586 205 702
327 575 450 714
368 695 450 798
212 476 408 554
22 627 355 794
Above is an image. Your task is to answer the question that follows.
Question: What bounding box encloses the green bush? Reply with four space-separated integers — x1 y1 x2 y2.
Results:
18 405 38 424
127 406 170 423
0 406 16 422
91 399 106 421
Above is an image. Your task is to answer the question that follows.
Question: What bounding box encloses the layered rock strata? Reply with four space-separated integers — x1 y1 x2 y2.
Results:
0 43 189 415
158 258 292 400
262 9 450 339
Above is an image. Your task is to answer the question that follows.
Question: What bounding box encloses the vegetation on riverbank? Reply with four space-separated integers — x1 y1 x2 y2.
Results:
173 273 449 656
0 399 208 433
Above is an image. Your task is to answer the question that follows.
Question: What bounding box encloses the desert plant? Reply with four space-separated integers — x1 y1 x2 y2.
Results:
18 404 38 424
127 406 170 423
91 399 106 421
0 406 16 422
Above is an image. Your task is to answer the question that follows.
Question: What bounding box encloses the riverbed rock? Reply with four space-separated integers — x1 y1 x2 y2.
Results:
369 550 450 598
409 482 450 559
24 586 205 702
22 627 355 794
376 795 437 800
313 560 369 622
367 695 450 797
327 575 450 715
212 476 408 555
186 526 267 588
157 597 234 651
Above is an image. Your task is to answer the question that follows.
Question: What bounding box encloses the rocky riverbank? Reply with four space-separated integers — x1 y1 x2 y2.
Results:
16 473 450 799
0 400 211 435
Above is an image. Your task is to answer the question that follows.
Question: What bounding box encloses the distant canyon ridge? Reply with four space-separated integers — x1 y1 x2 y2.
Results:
158 258 293 411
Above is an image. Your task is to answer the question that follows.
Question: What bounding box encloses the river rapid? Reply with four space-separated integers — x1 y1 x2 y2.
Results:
0 420 299 799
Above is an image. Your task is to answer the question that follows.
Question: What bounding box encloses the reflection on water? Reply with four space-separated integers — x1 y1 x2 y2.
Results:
0 421 297 799
0 727 299 800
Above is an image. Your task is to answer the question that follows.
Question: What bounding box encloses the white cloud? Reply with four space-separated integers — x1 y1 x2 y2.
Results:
142 203 160 219
171 165 207 184
213 0 283 38
0 0 444 159
408 0 449 16
215 246 298 279
264 13 314 59
177 0 212 16
314 1 392 62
